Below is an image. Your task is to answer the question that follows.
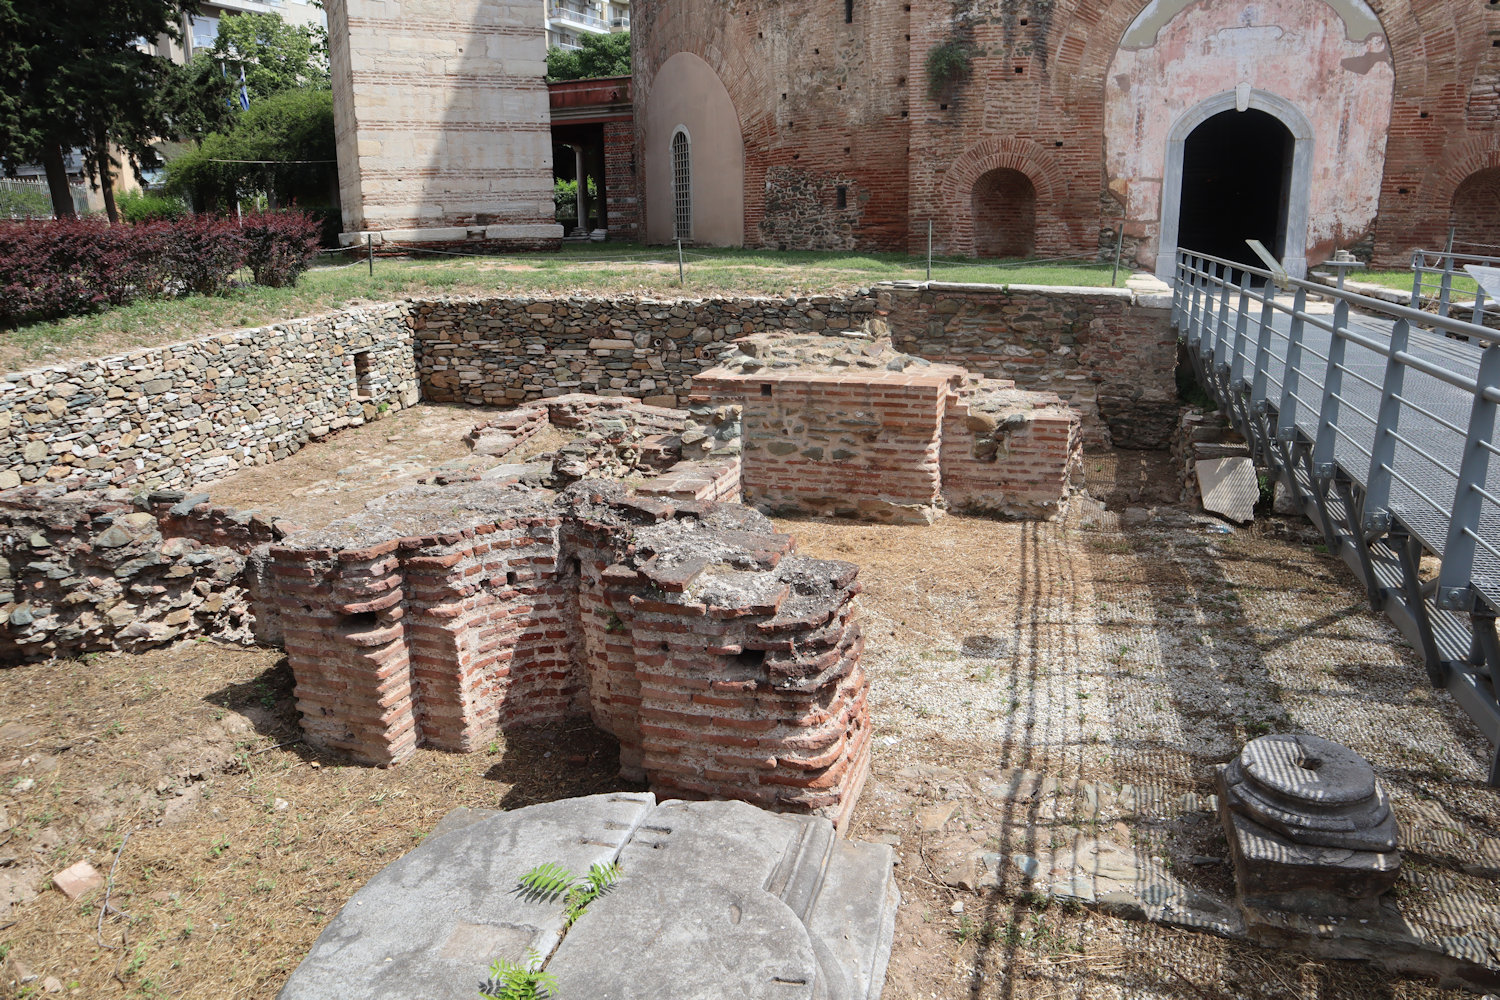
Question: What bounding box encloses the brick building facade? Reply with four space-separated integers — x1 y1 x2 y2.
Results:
633 0 1500 273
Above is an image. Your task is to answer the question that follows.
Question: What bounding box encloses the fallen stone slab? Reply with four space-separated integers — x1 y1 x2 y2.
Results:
279 792 899 1000
1197 456 1259 523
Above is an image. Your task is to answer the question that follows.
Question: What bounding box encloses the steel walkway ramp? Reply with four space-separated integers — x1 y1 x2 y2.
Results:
1173 251 1500 784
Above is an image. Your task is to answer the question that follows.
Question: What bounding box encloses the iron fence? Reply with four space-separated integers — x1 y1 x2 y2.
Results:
1174 248 1500 784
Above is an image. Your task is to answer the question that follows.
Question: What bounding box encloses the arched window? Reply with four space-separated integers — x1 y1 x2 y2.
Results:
672 128 692 242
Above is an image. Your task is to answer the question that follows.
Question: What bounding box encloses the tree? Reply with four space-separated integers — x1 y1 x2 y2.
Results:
0 0 196 221
164 87 336 214
155 51 237 148
213 11 328 102
546 32 630 82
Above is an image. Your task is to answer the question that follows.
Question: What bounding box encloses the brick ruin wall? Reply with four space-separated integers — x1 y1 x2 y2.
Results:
266 482 870 828
690 362 1082 523
632 0 1500 266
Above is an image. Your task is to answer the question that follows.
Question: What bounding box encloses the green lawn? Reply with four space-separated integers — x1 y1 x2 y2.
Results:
1 243 1128 372
1332 267 1479 301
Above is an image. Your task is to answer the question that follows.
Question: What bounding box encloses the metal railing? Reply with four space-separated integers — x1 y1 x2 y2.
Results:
1411 248 1500 327
548 2 610 32
1173 248 1500 784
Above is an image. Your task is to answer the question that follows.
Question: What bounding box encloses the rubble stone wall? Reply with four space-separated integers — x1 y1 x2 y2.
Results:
0 305 420 494
411 293 881 409
879 283 1178 449
0 488 301 661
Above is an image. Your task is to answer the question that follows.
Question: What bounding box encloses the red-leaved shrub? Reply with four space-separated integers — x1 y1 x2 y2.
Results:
0 211 320 327
157 215 249 296
240 210 321 288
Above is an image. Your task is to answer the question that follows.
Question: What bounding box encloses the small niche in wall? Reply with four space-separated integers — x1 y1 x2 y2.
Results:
353 350 374 400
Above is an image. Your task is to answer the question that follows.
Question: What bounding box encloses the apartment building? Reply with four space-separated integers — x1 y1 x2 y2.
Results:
544 0 628 51
141 0 327 65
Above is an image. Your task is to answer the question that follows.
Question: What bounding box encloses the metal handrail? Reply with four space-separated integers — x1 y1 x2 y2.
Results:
1411 248 1500 326
1174 247 1500 783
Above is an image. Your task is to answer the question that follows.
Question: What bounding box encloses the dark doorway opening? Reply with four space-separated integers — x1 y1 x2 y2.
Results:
1178 108 1292 272
971 168 1037 258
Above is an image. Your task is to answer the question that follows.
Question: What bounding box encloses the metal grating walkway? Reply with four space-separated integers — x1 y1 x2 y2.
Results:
1174 251 1500 784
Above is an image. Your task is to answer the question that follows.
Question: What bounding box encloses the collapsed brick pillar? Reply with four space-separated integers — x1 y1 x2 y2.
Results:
267 481 872 827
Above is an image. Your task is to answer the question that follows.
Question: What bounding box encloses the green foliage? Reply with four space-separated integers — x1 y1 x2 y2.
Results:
553 177 598 221
0 0 193 216
117 190 187 224
155 52 237 146
479 951 557 1000
214 11 329 101
562 862 620 926
165 88 336 214
546 32 631 82
925 40 974 100
0 185 52 219
517 862 576 901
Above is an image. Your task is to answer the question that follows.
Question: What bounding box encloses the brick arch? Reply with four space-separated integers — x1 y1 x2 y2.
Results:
940 139 1067 257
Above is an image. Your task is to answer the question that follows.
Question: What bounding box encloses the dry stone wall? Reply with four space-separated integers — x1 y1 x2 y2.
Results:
0 283 1172 507
411 294 881 409
879 282 1177 449
0 305 420 494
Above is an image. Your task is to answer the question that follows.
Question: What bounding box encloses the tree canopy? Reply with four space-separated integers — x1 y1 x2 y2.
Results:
213 11 328 102
164 87 336 214
546 32 630 82
0 0 196 219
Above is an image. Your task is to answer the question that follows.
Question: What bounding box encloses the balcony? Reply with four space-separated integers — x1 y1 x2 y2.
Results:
547 2 610 33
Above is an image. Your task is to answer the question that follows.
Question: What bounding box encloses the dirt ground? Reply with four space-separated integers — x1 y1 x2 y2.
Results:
2 410 1498 999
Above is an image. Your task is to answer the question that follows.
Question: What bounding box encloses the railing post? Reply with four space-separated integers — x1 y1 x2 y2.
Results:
1410 251 1423 309
1363 319 1411 531
1276 287 1310 442
1230 287 1252 389
1249 289 1277 411
1312 301 1350 475
1212 265 1234 372
1438 253 1455 320
1187 257 1205 350
1437 343 1500 612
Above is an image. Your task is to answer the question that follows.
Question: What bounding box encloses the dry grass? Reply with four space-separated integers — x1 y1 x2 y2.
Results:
2 444 1497 999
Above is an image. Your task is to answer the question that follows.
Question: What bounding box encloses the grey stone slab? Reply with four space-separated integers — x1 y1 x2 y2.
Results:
278 792 655 1000
550 799 897 1000
1196 457 1259 524
280 795 898 1000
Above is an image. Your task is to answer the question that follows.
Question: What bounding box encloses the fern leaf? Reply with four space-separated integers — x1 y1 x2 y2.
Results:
480 951 557 1000
586 861 621 894
518 862 576 901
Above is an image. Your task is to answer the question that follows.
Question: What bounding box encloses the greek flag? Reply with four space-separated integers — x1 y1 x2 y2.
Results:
238 67 250 111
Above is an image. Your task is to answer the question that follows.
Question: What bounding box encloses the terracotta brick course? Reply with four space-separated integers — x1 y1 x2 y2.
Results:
267 480 871 828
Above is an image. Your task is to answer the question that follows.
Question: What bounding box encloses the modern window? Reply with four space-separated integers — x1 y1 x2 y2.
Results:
189 14 219 51
672 128 692 242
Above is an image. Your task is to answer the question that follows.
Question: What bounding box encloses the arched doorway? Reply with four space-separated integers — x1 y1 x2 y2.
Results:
1178 109 1292 270
1451 168 1500 252
971 169 1036 258
1155 90 1314 279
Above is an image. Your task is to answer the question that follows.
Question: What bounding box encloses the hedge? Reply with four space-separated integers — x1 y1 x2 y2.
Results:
0 211 323 327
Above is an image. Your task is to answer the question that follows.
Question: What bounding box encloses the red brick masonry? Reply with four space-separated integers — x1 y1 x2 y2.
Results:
690 338 1084 523
267 481 870 829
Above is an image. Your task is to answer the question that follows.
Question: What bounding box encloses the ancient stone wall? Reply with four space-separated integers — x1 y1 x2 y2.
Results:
0 306 419 494
941 387 1084 519
411 293 880 409
879 283 1178 449
267 481 871 828
0 488 300 661
327 0 562 248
